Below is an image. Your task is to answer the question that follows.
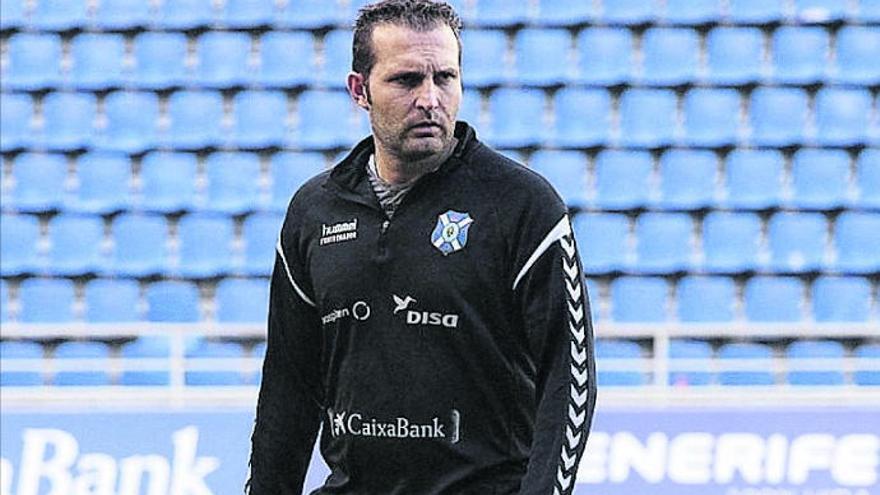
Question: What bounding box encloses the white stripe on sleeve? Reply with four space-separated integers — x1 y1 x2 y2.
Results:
276 237 316 307
512 215 572 291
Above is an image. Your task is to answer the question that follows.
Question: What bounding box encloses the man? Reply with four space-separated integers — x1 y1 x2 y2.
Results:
247 1 597 493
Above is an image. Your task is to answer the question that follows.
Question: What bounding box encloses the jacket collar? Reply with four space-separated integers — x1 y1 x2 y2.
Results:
324 121 479 198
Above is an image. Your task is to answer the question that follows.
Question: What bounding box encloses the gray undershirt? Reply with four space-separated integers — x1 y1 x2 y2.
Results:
366 154 420 220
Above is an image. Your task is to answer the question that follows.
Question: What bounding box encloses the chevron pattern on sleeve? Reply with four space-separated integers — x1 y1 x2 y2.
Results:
554 231 590 495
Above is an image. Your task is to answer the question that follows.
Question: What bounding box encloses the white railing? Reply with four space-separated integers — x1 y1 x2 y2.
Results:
1 322 879 409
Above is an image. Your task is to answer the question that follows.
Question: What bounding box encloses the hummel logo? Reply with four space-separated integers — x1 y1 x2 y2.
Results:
393 295 417 314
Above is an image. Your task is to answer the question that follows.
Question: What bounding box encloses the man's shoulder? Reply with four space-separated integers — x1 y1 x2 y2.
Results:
465 144 563 203
286 169 333 214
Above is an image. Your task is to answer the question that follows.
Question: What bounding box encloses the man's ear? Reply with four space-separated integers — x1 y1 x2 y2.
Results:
347 72 370 110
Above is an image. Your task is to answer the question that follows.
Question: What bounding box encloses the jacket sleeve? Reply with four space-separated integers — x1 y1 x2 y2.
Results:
246 230 324 494
513 211 598 495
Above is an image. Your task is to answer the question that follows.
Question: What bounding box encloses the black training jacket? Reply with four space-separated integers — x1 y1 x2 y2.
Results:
247 122 597 495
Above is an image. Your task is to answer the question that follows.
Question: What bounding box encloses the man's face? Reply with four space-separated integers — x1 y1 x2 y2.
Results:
355 23 462 162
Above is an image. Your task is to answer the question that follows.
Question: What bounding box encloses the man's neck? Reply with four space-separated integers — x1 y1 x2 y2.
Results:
374 140 457 185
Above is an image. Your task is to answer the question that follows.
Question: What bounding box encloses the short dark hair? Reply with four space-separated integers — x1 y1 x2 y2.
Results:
352 0 463 80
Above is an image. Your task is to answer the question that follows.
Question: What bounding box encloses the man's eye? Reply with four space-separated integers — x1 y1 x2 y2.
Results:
395 75 420 86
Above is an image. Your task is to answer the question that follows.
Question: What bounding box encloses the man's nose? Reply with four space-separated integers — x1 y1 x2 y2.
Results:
415 80 440 111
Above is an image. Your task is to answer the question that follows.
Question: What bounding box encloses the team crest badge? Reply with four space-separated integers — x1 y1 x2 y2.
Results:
431 210 474 256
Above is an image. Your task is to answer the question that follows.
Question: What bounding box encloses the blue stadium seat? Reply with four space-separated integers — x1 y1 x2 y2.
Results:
487 88 547 148
618 89 677 148
744 276 803 322
702 212 761 273
793 0 849 23
668 339 714 387
514 29 572 86
195 31 252 88
38 91 96 150
0 214 41 276
220 0 275 28
858 0 880 22
592 150 653 210
69 33 127 90
655 149 717 210
635 213 693 274
677 276 736 322
138 152 198 213
833 212 880 274
705 27 764 85
638 28 700 86
550 88 611 148
242 212 283 276
658 0 721 25
4 33 64 90
216 278 269 322
575 28 632 85
724 150 784 210
0 341 44 387
9 153 67 213
107 213 169 277
467 0 528 27
19 278 75 322
204 152 262 214
458 89 482 129
854 344 880 386
682 88 740 147
0 92 33 151
600 0 653 25
94 0 153 29
132 32 189 89
31 0 89 31
534 0 594 26
319 30 352 88
611 276 668 322
268 152 325 212
164 90 225 149
175 213 235 278
595 339 647 386
718 343 775 386
789 149 850 210
156 0 216 29
770 27 828 85
584 278 601 322
786 341 845 386
573 213 631 275
292 90 364 149
855 149 880 209
529 151 587 209
749 88 808 147
84 279 141 322
767 212 827 273
461 30 509 87
231 91 289 149
120 336 171 386
814 88 872 147
65 152 132 214
725 0 785 24
146 281 200 322
0 0 26 30
275 0 345 28
256 31 316 88
53 341 112 387
97 91 160 153
812 276 871 322
46 214 106 276
830 27 880 86
186 339 248 386
0 280 8 322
